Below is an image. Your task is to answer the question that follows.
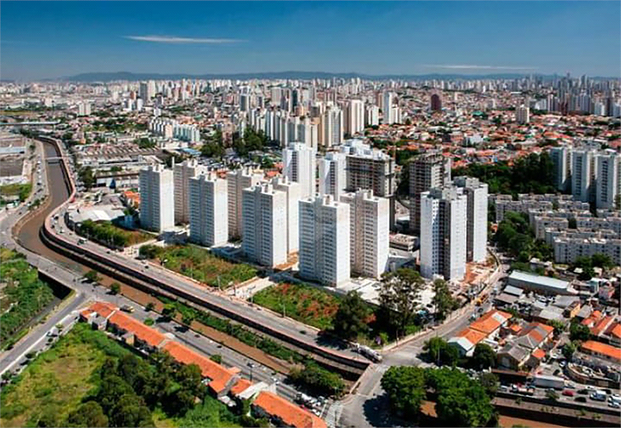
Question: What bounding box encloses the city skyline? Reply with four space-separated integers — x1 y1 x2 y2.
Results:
2 1 620 81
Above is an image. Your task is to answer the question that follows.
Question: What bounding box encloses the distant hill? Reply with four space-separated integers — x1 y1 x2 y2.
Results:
56 70 591 83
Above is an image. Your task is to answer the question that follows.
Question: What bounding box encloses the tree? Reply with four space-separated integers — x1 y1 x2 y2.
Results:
84 270 101 283
378 268 424 338
432 279 459 321
591 253 613 269
545 389 559 401
547 320 566 338
289 361 345 397
78 166 95 190
65 401 109 428
110 394 154 427
96 374 135 413
570 322 591 341
423 337 459 366
162 303 177 321
145 302 155 312
426 368 496 427
331 291 371 340
380 366 426 420
478 372 499 397
182 312 196 326
562 341 577 361
210 354 222 364
110 282 121 295
472 343 497 370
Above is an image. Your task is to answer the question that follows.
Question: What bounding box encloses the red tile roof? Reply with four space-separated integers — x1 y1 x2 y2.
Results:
253 391 327 428
581 340 621 361
108 311 167 348
162 341 236 394
470 310 512 335
83 301 118 319
230 378 252 396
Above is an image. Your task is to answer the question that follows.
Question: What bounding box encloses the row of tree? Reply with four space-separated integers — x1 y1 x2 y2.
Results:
329 269 460 344
494 211 553 263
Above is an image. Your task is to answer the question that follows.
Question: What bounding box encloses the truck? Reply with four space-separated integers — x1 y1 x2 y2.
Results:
354 344 383 362
532 375 565 390
591 390 607 401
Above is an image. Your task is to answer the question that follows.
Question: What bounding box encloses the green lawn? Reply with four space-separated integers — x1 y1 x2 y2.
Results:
140 244 257 288
0 249 55 348
252 283 342 330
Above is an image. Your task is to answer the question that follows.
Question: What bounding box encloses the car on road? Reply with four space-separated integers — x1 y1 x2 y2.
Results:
575 396 587 403
562 389 575 397
609 401 620 409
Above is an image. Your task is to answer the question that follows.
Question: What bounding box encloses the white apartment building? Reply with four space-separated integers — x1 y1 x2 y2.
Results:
454 177 488 263
189 172 228 247
319 105 344 148
571 149 597 203
516 105 530 124
242 183 288 268
550 146 572 192
596 152 620 210
409 153 451 234
283 142 316 199
174 159 204 224
318 152 347 199
299 195 350 286
383 92 396 124
139 165 175 233
271 176 301 255
226 167 263 240
365 104 380 127
420 187 467 281
554 235 621 266
340 190 389 278
345 99 365 136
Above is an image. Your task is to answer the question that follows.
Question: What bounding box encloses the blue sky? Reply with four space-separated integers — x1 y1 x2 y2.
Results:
2 1 620 80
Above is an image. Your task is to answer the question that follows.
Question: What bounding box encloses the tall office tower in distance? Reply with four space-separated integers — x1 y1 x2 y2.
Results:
383 91 395 124
242 184 287 268
283 142 316 199
271 176 301 255
189 172 228 247
226 167 263 240
516 105 530 124
299 195 350 286
596 151 620 210
139 165 175 233
340 190 389 278
430 93 442 112
174 159 204 224
409 153 451 234
420 187 467 281
453 177 489 263
571 149 597 203
550 146 573 192
318 152 347 198
345 99 365 136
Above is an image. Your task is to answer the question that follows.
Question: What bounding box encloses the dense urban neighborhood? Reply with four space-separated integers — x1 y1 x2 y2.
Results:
1 2 621 428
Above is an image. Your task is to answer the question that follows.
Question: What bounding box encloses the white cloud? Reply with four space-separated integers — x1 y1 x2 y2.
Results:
424 64 538 71
125 35 243 44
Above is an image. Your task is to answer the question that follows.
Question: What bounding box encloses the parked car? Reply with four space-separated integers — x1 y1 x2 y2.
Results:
562 390 575 397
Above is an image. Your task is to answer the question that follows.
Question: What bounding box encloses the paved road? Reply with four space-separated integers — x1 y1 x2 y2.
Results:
336 256 508 428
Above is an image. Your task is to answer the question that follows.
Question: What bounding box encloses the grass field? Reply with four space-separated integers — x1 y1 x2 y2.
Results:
0 249 55 348
0 183 32 205
140 244 257 288
0 323 128 427
252 282 342 330
0 322 245 428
